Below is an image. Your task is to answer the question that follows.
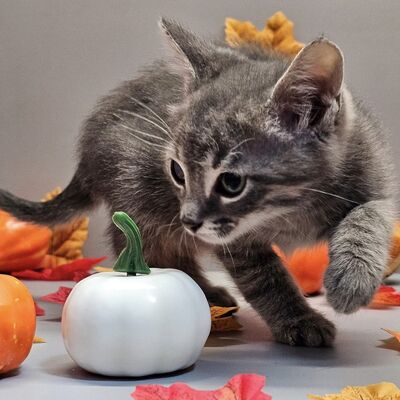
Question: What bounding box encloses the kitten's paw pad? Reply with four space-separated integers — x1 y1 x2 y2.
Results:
324 259 381 314
206 286 237 307
274 313 336 347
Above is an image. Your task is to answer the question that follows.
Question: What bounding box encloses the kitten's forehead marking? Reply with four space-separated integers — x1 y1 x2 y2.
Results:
202 153 221 197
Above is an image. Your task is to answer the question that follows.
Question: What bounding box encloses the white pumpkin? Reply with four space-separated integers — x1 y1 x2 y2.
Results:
62 269 211 376
61 212 211 377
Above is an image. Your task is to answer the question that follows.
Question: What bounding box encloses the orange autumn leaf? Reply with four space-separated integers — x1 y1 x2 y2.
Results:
276 223 400 295
41 187 89 268
225 11 304 56
385 222 400 277
369 286 400 309
382 328 400 344
0 210 51 272
274 244 329 295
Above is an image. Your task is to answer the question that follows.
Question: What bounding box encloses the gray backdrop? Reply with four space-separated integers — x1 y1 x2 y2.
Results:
1 0 399 261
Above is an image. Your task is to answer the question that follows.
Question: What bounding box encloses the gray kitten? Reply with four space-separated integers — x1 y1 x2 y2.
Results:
0 19 396 347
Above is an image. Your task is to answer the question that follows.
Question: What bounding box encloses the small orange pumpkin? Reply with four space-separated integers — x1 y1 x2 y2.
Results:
0 210 51 272
0 275 36 374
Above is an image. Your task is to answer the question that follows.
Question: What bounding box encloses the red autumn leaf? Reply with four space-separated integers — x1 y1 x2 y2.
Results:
34 301 45 316
132 374 271 400
369 285 400 308
11 257 106 281
41 286 72 304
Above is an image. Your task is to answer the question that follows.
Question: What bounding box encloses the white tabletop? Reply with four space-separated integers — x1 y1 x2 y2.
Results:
1 272 400 400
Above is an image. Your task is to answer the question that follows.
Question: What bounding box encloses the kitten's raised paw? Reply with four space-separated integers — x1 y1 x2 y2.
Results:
206 286 237 307
324 258 381 314
273 313 336 347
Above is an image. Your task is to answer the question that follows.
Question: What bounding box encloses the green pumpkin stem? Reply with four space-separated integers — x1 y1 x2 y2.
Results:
112 212 151 275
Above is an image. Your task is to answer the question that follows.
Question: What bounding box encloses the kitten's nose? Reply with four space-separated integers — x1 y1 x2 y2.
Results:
181 216 203 233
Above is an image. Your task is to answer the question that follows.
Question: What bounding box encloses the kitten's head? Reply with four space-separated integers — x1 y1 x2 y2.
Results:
160 19 345 245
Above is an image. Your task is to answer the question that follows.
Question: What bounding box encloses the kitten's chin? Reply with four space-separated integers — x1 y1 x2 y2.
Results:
194 231 239 246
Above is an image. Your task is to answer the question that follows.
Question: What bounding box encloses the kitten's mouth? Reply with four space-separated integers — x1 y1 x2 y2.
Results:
182 221 238 245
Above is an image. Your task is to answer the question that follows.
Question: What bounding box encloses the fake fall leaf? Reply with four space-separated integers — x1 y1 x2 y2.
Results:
308 382 400 400
274 244 329 295
211 306 242 332
11 257 106 281
275 223 400 296
385 222 400 277
132 374 271 400
225 11 303 56
382 329 400 345
369 286 400 309
0 210 51 272
41 187 89 268
41 286 72 304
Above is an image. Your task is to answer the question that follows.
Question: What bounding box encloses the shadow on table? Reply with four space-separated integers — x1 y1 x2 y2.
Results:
205 332 245 347
41 355 196 386
0 368 21 380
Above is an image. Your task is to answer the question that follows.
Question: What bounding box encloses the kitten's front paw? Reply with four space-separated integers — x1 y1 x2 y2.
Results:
272 312 336 347
324 257 381 314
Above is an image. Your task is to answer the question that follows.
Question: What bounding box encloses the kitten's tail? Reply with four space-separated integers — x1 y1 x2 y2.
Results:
0 173 94 226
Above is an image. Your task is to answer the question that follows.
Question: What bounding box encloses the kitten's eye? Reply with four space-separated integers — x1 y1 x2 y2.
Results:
217 173 246 198
170 160 185 186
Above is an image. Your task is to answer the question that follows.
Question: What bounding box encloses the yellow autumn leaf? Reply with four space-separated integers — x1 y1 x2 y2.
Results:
211 306 242 332
41 187 89 268
308 382 400 400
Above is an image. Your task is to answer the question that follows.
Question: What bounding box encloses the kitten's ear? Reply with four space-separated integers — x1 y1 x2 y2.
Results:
159 18 219 89
270 38 344 131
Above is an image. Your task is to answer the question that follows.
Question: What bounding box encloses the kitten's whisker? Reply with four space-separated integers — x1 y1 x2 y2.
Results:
114 114 170 144
166 212 180 239
229 138 255 154
225 242 236 271
191 235 199 255
128 96 172 133
118 109 173 139
183 230 190 257
301 187 360 205
121 125 170 144
114 117 171 150
179 231 186 256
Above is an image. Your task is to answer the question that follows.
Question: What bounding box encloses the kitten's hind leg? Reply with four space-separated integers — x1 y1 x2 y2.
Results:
325 199 395 314
218 242 335 347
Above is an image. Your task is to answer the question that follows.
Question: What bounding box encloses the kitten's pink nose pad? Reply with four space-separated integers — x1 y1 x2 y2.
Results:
181 216 203 233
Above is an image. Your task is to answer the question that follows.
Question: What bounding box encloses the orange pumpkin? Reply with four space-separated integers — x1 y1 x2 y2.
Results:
0 210 51 272
0 275 36 374
273 244 329 295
